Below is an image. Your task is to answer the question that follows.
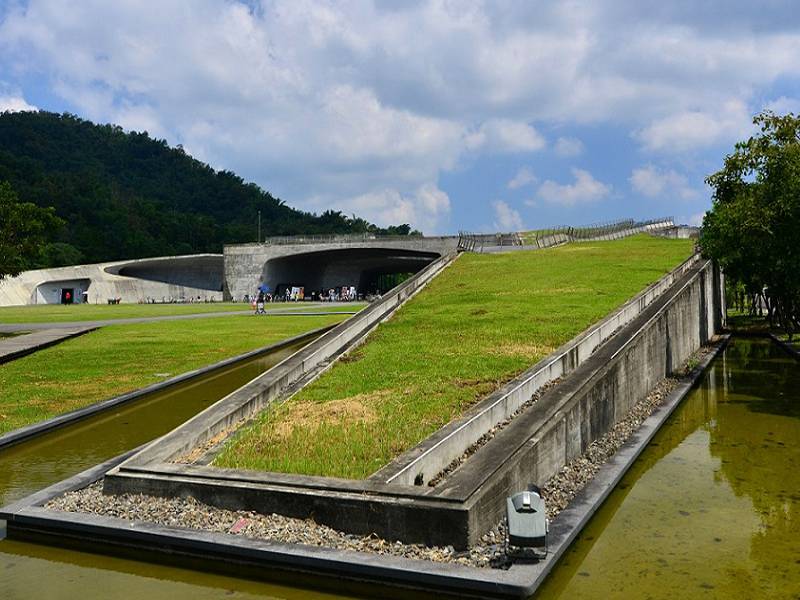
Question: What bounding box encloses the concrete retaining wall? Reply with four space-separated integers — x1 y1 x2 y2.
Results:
375 252 702 486
457 259 724 542
103 252 724 550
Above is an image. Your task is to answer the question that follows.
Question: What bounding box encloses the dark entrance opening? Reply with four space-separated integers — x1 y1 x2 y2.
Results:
61 288 74 304
369 272 415 295
262 248 440 299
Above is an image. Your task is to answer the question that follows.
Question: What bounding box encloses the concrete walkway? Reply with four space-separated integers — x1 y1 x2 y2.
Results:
0 303 361 333
0 303 361 361
0 326 98 364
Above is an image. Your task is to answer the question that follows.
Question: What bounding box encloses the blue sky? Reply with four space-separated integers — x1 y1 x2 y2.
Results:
2 0 800 235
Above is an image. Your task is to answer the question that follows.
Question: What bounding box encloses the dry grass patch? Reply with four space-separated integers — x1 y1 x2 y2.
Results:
485 342 556 358
273 395 381 439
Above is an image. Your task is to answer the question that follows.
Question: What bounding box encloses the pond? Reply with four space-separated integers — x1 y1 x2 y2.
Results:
3 336 797 599
532 336 800 599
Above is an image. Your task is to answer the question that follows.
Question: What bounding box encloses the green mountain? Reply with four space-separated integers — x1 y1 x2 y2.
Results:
0 111 412 267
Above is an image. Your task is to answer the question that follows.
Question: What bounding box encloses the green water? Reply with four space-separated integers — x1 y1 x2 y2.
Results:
533 337 800 600
0 335 362 599
0 338 308 508
2 336 798 599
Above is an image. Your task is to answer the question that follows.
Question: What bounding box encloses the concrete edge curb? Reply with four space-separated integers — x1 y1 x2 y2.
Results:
0 335 731 600
514 333 731 594
768 332 800 361
0 326 98 364
0 324 336 451
0 452 529 600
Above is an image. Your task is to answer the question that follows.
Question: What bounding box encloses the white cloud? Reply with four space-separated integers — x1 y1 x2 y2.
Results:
635 101 754 153
538 168 612 207
464 119 545 154
2 1 800 231
508 166 537 189
630 165 699 201
0 95 37 113
554 137 583 157
492 199 523 232
765 96 800 117
345 183 451 234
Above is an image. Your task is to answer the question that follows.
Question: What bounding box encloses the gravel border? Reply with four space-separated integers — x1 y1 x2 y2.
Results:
46 344 713 570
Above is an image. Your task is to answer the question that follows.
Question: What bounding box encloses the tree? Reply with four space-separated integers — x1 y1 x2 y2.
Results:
0 181 64 279
0 110 420 263
701 111 800 336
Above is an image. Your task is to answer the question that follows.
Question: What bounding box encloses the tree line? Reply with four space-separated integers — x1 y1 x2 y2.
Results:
0 111 417 271
701 111 800 338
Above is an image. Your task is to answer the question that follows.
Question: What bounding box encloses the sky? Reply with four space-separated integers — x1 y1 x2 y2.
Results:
1 1 800 236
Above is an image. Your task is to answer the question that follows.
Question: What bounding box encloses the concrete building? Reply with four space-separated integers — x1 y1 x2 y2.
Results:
0 222 697 307
0 254 223 306
223 235 460 301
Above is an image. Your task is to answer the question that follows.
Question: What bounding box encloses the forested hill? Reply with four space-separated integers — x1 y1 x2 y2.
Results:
0 111 411 267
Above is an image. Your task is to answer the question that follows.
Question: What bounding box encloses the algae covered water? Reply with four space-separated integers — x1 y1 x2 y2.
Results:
533 336 800 599
0 338 309 508
0 334 362 599
2 336 798 599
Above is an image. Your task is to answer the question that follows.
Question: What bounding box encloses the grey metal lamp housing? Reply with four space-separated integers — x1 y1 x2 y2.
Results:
506 486 548 554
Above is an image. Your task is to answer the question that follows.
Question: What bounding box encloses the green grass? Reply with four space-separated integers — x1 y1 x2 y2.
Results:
0 301 365 323
214 235 695 479
0 313 348 435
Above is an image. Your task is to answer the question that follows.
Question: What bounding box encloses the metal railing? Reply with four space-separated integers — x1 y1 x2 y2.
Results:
257 218 674 251
260 232 430 246
458 218 675 253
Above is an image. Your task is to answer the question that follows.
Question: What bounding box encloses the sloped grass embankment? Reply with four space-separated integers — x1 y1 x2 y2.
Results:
215 236 694 479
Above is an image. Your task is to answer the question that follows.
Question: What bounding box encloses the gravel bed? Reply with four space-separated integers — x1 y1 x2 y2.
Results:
46 345 711 570
427 377 563 487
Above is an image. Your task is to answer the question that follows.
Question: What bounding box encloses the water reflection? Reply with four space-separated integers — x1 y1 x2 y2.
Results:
0 335 364 599
532 337 800 600
0 340 306 507
1 537 346 600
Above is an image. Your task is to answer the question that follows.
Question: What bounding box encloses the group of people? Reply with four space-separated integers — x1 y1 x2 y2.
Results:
139 295 216 304
248 284 364 314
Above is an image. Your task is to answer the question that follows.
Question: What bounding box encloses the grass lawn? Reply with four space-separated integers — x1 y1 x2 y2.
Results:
0 301 364 324
0 313 348 435
214 235 695 479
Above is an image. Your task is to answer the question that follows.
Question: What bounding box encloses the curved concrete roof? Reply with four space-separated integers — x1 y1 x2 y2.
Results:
0 254 224 306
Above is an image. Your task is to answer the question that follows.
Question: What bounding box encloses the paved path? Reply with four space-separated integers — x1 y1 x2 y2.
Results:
0 304 361 333
0 326 98 363
0 303 361 361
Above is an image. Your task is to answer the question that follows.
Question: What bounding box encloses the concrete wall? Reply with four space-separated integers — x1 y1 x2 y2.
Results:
0 254 224 306
458 259 724 543
223 237 459 300
652 225 701 239
104 254 725 549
